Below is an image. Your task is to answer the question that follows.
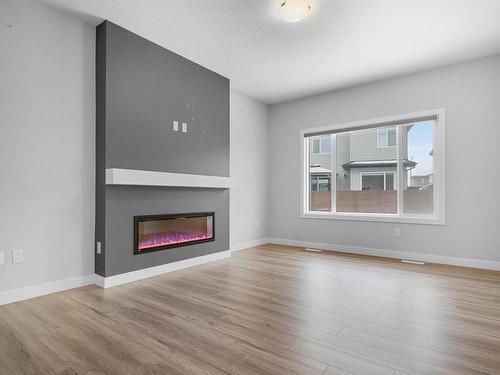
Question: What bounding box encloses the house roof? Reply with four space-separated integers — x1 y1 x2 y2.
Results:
412 170 434 177
310 166 331 175
342 159 417 169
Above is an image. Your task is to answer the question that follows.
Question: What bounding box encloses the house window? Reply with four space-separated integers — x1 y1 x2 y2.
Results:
311 135 331 154
310 175 331 192
361 172 395 191
377 128 397 148
302 109 445 224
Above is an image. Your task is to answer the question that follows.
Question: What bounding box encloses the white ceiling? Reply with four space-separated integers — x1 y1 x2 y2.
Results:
40 0 500 104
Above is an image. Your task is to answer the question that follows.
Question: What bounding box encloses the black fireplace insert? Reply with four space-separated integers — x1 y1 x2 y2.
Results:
134 212 215 254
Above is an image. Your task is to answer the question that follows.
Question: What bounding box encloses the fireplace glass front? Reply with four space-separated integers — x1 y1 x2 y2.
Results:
134 212 214 254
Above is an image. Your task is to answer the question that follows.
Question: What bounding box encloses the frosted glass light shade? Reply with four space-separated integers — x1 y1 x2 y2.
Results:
280 0 311 22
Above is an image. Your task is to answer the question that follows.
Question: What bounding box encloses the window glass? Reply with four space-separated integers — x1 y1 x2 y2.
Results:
377 130 387 147
402 121 434 214
377 128 396 147
312 138 320 153
308 137 331 211
386 172 395 190
335 128 397 213
304 116 439 220
362 174 385 191
320 136 331 153
387 128 396 146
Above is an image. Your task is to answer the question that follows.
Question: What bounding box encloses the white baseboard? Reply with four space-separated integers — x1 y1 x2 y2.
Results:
94 250 231 288
266 237 500 271
0 274 96 306
4 239 496 305
231 238 269 252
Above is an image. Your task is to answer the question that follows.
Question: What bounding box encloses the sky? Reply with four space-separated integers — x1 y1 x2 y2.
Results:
407 120 433 175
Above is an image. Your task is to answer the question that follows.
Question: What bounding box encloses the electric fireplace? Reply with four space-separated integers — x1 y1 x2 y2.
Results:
134 212 214 254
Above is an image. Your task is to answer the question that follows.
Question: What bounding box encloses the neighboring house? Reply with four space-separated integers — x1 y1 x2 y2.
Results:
310 126 428 193
410 170 434 190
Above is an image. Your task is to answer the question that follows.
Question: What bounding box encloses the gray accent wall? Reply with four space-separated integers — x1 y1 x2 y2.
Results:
96 21 230 277
105 187 229 276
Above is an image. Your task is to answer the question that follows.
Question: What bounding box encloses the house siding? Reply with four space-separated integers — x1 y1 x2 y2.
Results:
350 129 397 161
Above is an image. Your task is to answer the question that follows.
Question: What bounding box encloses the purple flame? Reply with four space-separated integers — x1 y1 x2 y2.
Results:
138 231 211 250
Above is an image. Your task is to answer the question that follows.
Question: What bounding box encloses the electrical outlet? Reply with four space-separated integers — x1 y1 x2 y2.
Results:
0 251 4 265
394 227 401 237
173 121 179 131
182 123 187 133
96 241 102 254
12 249 23 264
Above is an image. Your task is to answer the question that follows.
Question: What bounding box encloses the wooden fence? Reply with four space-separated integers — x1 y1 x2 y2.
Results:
310 190 432 214
336 191 397 213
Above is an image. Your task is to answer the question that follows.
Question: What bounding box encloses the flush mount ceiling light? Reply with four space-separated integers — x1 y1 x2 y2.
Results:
280 0 311 22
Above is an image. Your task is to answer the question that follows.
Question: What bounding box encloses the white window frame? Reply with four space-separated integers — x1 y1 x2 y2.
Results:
377 128 397 148
361 171 395 191
300 108 446 225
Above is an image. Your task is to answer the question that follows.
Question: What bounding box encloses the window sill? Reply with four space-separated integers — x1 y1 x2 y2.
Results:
300 211 445 226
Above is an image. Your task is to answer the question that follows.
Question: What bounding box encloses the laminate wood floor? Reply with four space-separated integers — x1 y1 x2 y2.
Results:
2 244 500 375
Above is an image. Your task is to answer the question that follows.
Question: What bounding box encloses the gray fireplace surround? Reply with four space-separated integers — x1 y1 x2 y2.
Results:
95 21 230 278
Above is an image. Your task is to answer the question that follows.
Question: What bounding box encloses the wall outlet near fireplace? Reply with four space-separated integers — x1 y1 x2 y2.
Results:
96 242 102 254
12 249 23 264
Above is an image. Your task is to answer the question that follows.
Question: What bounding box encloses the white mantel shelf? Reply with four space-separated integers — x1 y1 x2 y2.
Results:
105 168 237 189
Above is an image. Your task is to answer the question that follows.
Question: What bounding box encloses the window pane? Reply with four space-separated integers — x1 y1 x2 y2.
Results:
362 174 385 191
402 121 434 214
387 128 396 146
312 138 320 153
377 130 387 147
336 129 397 213
308 137 331 211
318 177 330 191
310 176 318 192
320 136 331 153
386 172 395 190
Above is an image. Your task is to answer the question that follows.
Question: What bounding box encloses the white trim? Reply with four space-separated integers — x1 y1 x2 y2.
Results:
301 108 441 136
396 125 405 214
301 137 310 213
300 211 443 225
3 238 498 305
231 238 268 252
94 250 231 289
331 133 337 213
0 274 96 306
266 238 500 271
300 108 446 225
106 168 237 189
434 111 446 224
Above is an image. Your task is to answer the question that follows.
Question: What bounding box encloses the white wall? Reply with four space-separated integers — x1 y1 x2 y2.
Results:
0 0 95 293
268 55 500 263
230 89 269 249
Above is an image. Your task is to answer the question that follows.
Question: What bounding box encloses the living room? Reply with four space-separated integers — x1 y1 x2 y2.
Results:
1 1 500 374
